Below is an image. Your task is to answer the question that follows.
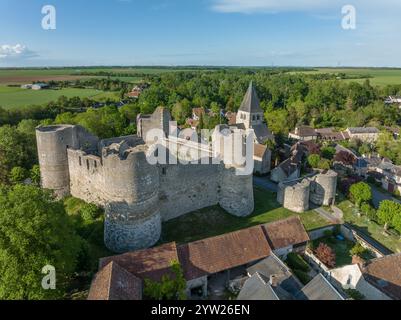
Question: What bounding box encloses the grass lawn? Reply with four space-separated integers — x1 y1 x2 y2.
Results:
338 199 401 254
313 236 355 267
0 86 109 109
160 187 331 244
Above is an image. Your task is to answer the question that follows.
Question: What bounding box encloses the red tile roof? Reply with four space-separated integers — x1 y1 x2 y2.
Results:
87 261 142 300
263 216 310 250
363 253 401 300
99 242 179 282
178 226 271 280
254 143 268 158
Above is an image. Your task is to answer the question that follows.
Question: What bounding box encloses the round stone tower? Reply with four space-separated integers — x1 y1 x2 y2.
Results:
310 170 338 206
103 143 161 253
219 166 254 217
278 179 310 213
36 125 77 198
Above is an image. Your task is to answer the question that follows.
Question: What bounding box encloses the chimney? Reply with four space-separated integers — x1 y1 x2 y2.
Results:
269 274 278 287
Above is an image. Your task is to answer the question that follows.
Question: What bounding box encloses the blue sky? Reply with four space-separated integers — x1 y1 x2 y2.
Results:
0 0 400 67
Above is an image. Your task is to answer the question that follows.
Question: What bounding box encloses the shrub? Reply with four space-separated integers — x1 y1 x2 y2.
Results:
345 289 365 300
80 203 101 223
293 269 312 285
286 252 310 273
350 243 367 258
307 154 321 169
315 243 336 268
9 166 28 184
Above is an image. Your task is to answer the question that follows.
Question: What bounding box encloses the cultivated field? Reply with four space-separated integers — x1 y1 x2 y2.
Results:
0 86 112 109
0 67 202 85
294 68 401 86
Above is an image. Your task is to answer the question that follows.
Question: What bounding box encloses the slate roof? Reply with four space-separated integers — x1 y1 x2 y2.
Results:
362 253 401 300
348 127 379 134
87 261 142 300
253 124 273 144
99 242 179 282
262 216 310 250
239 82 264 114
177 226 271 281
237 273 279 300
296 274 344 300
246 254 302 299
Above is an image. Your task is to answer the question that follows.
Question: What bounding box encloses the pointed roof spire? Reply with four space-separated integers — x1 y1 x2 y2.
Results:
239 82 264 113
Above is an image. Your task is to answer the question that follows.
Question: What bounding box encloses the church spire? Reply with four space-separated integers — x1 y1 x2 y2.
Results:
238 82 264 114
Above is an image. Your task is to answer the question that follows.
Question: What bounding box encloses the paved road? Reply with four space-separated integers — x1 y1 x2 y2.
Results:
371 185 401 209
253 176 278 192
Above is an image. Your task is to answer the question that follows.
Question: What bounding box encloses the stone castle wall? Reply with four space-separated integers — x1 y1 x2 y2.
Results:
36 124 254 253
277 170 338 213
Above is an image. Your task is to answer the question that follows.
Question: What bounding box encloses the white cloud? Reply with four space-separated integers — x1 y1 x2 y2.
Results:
210 0 401 14
0 44 38 60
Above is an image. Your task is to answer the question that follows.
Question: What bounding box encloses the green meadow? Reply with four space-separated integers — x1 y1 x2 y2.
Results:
0 86 112 109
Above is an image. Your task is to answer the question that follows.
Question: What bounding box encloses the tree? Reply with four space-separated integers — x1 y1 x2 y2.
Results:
321 146 336 160
9 166 28 185
0 125 37 184
334 150 356 166
307 154 321 169
361 203 377 221
0 185 83 299
349 182 372 208
144 261 186 300
392 210 401 238
377 200 401 231
315 243 336 268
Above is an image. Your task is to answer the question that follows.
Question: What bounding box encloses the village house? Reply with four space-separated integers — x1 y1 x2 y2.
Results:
88 216 311 300
329 253 401 300
288 126 318 141
31 83 49 90
345 127 380 143
253 144 271 175
296 274 344 300
270 142 312 183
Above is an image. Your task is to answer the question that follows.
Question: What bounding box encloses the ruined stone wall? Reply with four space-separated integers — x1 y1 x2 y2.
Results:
68 149 107 205
159 163 221 221
101 144 161 253
37 124 254 253
219 166 254 217
278 170 338 213
278 179 310 213
36 125 99 198
309 170 338 206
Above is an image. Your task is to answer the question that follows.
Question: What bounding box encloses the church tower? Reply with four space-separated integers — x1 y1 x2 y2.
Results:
236 82 264 130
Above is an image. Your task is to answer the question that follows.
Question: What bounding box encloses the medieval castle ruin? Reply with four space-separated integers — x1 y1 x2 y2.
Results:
35 84 272 253
277 170 338 213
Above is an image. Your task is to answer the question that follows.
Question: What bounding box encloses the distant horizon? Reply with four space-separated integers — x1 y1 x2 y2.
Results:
1 65 401 70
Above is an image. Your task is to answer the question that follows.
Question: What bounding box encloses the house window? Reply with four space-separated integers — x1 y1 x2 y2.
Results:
79 157 82 166
86 159 90 170
162 168 167 175
94 161 97 168
252 115 256 121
